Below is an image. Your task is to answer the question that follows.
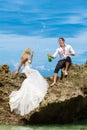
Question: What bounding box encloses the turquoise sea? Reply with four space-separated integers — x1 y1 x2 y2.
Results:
1 119 87 130
0 124 87 130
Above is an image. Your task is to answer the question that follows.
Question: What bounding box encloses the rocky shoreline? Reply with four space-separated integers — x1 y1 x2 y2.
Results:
0 63 87 125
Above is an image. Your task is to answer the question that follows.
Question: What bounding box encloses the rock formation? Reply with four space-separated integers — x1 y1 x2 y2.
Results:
0 63 87 125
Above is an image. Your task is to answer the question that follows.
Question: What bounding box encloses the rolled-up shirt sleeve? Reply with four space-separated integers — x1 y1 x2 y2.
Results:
52 48 59 58
69 45 75 55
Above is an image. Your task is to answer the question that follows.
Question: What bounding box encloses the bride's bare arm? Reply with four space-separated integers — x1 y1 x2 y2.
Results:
15 58 28 75
17 62 23 72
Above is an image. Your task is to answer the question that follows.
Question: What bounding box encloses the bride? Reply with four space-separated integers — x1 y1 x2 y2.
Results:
9 48 48 116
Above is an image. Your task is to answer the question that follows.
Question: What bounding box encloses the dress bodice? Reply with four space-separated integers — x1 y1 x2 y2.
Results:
22 60 32 77
24 60 31 67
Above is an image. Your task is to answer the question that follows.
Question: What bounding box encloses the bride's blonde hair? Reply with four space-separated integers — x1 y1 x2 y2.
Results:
21 48 31 62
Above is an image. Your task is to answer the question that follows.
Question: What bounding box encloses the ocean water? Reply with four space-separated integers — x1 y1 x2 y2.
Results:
1 119 87 130
0 124 87 130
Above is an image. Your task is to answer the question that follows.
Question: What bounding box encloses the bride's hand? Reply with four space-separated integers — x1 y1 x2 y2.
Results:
14 70 19 75
31 51 34 56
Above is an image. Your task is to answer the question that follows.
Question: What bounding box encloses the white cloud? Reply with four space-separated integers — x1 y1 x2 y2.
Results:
0 33 57 50
35 65 54 72
0 30 87 56
35 65 46 70
66 31 87 54
13 62 19 69
65 15 82 24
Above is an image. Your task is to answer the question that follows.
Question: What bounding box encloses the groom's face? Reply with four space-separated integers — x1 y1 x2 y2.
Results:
58 39 65 47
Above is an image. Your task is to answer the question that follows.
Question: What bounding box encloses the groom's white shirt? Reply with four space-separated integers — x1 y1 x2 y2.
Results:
53 44 75 60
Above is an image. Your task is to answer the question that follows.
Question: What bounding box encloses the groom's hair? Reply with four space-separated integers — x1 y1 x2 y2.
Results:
59 37 65 41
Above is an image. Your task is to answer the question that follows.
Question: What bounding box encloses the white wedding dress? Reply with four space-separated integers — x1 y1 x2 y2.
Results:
9 60 48 116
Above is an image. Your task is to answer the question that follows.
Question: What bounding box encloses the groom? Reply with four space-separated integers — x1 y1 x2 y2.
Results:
48 37 75 86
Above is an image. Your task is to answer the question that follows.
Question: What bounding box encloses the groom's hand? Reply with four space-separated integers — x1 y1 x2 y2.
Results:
47 53 51 57
66 53 74 56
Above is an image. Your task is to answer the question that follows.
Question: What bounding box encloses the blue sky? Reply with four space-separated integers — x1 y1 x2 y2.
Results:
0 0 87 76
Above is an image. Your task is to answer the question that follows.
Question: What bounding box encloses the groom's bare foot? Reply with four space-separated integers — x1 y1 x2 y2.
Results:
64 70 68 77
50 82 57 87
